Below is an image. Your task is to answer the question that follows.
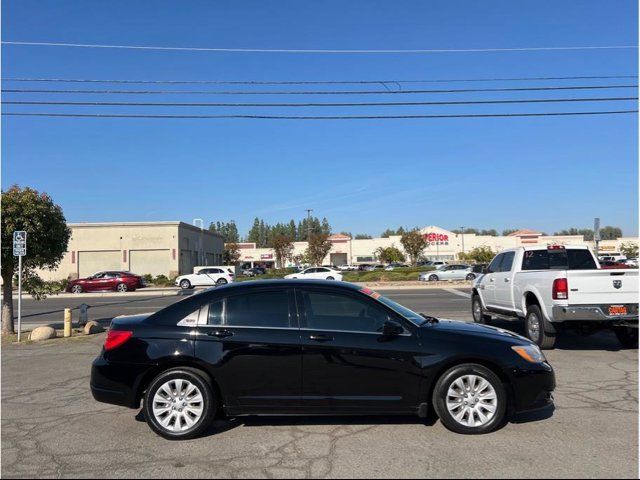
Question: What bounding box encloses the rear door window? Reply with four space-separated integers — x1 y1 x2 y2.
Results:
208 290 291 328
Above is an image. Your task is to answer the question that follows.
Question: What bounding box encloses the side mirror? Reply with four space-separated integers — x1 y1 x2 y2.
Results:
382 320 404 337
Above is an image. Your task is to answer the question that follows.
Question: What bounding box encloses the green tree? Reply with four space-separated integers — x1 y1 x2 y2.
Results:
502 229 518 236
478 229 497 236
209 220 240 243
305 233 332 266
554 228 594 241
400 230 428 266
459 246 495 263
2 186 71 335
355 233 372 239
270 235 295 268
599 226 623 240
223 243 241 265
375 246 405 264
620 242 639 258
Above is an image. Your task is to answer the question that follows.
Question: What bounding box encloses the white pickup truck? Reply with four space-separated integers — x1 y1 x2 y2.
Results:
471 245 638 349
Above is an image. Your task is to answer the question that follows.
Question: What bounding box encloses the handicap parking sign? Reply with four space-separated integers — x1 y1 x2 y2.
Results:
13 231 27 256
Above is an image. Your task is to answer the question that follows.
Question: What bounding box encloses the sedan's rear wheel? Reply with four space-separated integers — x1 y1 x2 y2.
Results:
216 278 228 286
326 276 335 280
71 284 83 294
433 363 506 434
116 283 128 293
466 273 476 281
143 368 215 440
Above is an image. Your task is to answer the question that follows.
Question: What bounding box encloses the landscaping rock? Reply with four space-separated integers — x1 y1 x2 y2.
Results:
83 321 105 335
29 326 57 342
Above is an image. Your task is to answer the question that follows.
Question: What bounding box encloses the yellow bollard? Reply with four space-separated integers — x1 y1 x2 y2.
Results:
64 308 72 338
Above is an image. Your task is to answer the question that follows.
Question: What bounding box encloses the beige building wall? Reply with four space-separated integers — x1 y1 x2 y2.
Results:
37 222 223 281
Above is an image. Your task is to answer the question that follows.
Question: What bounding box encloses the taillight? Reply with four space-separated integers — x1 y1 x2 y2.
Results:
104 330 133 351
552 278 569 300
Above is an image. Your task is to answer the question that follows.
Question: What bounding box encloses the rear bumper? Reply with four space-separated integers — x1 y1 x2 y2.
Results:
552 305 639 323
508 362 556 414
91 356 152 409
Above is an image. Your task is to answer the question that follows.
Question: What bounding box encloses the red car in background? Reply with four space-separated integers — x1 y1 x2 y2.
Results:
67 271 146 293
599 261 631 270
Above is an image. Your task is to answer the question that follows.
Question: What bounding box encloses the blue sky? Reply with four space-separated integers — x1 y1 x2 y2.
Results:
2 0 638 237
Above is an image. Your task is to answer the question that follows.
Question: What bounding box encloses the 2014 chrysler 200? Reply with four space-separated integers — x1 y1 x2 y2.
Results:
91 280 555 439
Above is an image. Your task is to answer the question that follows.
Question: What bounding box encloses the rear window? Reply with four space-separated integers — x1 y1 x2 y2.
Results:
522 249 597 270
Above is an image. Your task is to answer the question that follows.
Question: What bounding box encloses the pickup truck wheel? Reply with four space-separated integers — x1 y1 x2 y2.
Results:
614 327 638 348
525 305 556 349
472 295 491 325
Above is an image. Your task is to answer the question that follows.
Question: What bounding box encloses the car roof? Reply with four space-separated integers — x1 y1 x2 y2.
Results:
211 279 361 292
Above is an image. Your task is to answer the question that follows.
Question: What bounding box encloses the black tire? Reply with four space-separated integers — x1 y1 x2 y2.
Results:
143 368 216 440
471 295 491 325
614 327 638 348
466 273 476 281
116 283 128 293
71 284 83 294
433 363 507 435
525 304 556 349
216 278 228 286
326 276 335 281
429 274 439 282
179 279 191 290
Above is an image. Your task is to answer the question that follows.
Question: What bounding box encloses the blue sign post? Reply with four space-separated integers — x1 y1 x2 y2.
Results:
13 231 27 342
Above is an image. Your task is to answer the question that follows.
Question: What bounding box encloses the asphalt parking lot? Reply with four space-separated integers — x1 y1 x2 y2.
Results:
2 288 638 478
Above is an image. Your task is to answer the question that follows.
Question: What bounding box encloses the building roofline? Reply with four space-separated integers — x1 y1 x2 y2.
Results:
67 221 224 238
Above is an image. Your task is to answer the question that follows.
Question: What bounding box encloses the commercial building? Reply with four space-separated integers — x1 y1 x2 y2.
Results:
237 225 639 268
38 222 224 281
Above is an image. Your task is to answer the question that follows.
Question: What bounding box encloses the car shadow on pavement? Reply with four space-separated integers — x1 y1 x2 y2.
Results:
488 319 635 352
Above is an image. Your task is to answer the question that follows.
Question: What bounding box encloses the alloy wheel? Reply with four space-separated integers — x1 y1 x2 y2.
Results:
152 379 204 433
446 374 498 428
71 285 82 294
117 283 128 292
527 313 541 343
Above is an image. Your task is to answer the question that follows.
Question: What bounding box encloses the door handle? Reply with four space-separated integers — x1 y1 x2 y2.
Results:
504 278 510 282
309 334 334 342
207 330 234 338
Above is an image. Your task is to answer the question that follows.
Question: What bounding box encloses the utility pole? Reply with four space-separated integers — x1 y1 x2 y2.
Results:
193 218 204 265
305 209 313 241
460 226 466 257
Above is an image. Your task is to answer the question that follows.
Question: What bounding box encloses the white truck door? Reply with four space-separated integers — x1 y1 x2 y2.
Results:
493 251 516 309
479 253 505 308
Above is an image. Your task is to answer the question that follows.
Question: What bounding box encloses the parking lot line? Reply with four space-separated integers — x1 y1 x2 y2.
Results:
442 288 471 299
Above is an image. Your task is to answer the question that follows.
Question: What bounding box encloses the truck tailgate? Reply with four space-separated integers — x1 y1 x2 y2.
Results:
566 269 639 305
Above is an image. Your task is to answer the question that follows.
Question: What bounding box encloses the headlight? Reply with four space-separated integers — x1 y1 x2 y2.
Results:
512 345 546 363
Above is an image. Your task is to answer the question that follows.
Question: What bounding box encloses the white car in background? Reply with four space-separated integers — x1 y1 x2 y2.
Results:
337 264 357 271
175 267 234 289
420 264 476 282
284 267 343 281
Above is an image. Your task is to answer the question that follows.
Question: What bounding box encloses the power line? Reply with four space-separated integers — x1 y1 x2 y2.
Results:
1 74 637 85
4 97 636 108
2 110 636 120
3 85 637 95
2 41 638 54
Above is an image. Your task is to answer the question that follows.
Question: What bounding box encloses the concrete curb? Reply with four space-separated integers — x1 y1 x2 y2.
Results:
12 288 181 300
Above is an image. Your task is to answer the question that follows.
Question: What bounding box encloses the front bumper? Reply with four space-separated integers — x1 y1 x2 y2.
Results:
552 304 639 324
508 362 556 414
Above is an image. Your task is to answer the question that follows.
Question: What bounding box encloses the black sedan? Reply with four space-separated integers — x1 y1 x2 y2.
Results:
91 280 555 440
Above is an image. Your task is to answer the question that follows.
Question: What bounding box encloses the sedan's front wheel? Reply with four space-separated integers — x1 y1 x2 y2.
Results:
433 363 507 434
179 280 191 290
216 278 228 286
143 368 216 440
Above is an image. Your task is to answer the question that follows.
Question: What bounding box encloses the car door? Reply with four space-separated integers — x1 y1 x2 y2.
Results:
194 287 302 411
301 268 318 278
493 251 516 309
478 254 505 309
194 269 217 286
297 286 422 413
91 272 112 291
